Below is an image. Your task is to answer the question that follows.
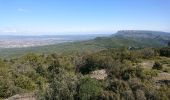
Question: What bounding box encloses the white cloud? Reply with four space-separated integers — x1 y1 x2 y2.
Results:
0 27 17 33
17 8 29 12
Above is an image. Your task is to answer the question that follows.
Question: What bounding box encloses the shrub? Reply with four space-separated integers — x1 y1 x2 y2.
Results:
101 91 120 100
128 78 143 91
141 48 155 59
135 65 146 79
152 61 163 70
135 89 146 100
78 77 102 100
14 75 36 91
168 41 170 47
43 60 77 100
0 78 15 98
163 68 170 73
109 79 129 93
122 90 135 100
159 48 170 57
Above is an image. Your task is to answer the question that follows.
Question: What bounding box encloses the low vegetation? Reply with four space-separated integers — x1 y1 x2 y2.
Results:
0 47 170 100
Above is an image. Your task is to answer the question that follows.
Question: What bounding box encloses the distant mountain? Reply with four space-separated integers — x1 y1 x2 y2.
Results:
114 30 170 41
90 30 170 48
112 30 170 46
0 30 170 58
114 30 170 38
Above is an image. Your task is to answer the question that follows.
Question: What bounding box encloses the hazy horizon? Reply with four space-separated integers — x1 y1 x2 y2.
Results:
0 30 170 36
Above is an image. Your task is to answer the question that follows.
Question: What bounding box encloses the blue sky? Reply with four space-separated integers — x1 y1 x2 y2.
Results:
0 0 170 35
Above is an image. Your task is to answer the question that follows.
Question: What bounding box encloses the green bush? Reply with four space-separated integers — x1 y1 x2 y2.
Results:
78 77 102 100
14 75 36 91
43 60 77 100
143 69 158 78
0 78 15 98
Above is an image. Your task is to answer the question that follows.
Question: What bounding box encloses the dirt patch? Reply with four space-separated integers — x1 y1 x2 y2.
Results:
154 72 170 81
139 60 155 69
90 69 107 80
5 93 36 100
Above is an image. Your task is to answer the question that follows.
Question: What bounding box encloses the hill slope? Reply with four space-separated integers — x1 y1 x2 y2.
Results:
0 30 170 58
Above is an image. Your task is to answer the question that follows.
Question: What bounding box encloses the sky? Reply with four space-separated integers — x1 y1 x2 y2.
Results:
0 0 170 35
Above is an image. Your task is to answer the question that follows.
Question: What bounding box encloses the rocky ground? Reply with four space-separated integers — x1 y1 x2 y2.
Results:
5 93 36 100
